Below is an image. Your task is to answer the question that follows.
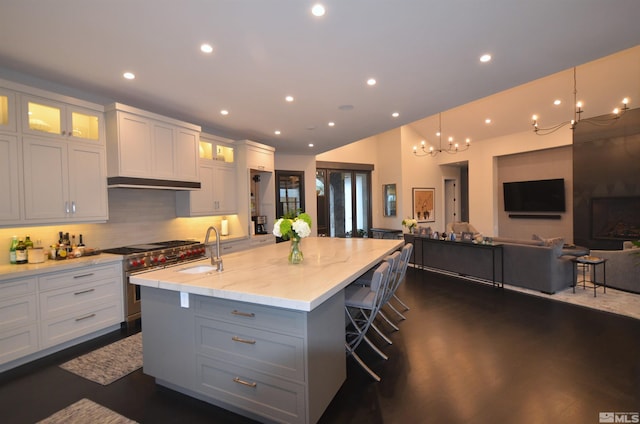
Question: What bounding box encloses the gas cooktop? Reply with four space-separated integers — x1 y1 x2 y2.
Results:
103 240 200 255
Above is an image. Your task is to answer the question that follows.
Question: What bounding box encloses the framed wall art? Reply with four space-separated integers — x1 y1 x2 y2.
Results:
412 188 435 222
383 184 397 217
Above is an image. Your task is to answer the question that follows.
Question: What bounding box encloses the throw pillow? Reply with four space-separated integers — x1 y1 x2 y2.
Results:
532 234 565 256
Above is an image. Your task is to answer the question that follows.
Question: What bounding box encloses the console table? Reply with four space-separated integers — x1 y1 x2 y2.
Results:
405 234 504 288
370 228 403 239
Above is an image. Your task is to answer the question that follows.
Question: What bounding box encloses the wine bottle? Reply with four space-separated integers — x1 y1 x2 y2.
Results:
78 234 85 247
24 235 34 249
9 236 18 264
15 239 27 264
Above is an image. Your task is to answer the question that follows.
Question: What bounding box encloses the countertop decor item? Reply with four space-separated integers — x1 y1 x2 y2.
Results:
272 209 312 264
402 218 417 233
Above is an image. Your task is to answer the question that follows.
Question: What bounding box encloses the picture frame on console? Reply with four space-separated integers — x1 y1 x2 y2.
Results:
413 188 435 222
461 231 474 242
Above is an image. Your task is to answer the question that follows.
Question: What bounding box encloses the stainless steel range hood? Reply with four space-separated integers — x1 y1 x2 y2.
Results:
107 176 201 190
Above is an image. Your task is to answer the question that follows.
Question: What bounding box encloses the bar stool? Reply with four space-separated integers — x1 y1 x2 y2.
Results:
386 243 413 319
344 260 392 381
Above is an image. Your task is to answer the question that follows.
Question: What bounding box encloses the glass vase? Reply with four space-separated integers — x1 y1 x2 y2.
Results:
288 238 304 264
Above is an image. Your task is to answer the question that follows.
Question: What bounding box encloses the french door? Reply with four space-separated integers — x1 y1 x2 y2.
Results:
316 167 371 238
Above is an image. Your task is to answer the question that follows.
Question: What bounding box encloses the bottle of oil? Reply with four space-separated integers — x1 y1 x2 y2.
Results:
15 239 27 264
9 236 18 264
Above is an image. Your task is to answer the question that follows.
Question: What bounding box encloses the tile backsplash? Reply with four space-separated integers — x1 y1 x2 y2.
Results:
1 188 244 265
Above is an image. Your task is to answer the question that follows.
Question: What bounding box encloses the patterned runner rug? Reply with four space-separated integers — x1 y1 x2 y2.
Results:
60 332 143 385
37 398 138 423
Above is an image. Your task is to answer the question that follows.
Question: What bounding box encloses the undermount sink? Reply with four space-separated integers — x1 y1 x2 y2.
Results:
179 265 217 274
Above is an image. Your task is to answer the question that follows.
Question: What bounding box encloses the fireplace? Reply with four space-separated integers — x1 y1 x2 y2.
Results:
591 197 640 240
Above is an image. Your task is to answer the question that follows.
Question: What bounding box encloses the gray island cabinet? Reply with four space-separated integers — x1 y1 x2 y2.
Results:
131 237 403 424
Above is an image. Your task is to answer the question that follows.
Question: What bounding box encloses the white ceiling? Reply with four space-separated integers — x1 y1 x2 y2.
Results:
1 1 639 154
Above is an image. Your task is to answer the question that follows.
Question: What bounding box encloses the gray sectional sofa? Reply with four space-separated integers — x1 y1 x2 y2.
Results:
493 238 574 294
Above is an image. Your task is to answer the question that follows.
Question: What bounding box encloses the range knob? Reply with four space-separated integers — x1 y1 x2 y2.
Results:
158 255 166 263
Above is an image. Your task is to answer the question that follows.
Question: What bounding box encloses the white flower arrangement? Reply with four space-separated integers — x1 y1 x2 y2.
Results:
402 218 417 230
273 211 312 241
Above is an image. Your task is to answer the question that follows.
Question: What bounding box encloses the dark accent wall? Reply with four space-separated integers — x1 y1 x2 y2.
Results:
573 108 640 249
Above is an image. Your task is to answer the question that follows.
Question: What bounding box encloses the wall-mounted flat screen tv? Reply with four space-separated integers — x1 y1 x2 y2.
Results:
503 178 566 212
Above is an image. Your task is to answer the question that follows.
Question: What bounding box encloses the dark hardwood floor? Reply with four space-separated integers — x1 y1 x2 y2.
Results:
1 267 639 423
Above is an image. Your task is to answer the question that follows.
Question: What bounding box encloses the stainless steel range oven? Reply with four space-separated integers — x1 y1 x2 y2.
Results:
103 240 206 323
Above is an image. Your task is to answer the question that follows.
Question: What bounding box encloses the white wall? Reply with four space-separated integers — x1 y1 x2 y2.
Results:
497 146 573 241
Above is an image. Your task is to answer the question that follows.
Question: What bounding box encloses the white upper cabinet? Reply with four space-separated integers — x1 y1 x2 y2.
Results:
0 88 17 133
0 134 21 224
21 95 103 142
22 136 107 222
176 134 236 216
106 103 200 188
241 140 275 172
0 77 108 226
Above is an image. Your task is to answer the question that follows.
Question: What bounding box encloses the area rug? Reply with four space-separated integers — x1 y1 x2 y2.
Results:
59 332 143 385
37 398 138 424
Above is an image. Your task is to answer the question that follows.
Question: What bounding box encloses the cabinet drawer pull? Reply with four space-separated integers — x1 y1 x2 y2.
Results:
73 273 95 279
232 336 256 345
231 310 255 318
74 288 95 295
75 313 96 322
233 377 257 388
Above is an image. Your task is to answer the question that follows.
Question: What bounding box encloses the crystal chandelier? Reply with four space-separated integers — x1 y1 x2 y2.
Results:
532 67 630 135
413 112 470 157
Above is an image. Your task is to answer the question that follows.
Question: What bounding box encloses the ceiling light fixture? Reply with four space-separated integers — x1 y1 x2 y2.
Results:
308 143 314 147
392 112 400 118
274 130 281 135
413 112 470 157
200 44 213 53
285 95 294 102
328 122 335 127
367 78 376 86
532 67 630 135
123 72 135 80
220 110 229 116
480 54 492 63
311 4 325 17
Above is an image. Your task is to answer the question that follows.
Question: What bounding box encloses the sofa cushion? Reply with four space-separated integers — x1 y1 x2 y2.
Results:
532 234 565 257
493 237 543 246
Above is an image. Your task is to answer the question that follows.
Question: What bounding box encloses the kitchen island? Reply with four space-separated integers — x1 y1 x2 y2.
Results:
131 237 403 424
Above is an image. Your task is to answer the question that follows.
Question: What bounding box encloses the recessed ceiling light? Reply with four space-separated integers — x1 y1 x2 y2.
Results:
553 99 562 105
328 122 335 127
367 78 377 86
311 4 325 17
123 72 135 80
480 54 492 63
392 112 400 118
285 95 294 102
220 110 229 116
485 118 492 124
308 143 314 147
274 130 281 135
200 43 213 54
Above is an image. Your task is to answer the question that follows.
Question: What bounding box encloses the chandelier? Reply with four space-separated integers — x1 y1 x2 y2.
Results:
413 112 470 157
532 67 630 135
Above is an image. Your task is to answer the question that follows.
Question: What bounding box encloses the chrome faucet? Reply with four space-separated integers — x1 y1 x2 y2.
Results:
204 226 223 271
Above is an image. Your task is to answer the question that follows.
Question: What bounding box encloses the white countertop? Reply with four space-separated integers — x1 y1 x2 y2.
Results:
131 237 403 312
0 253 123 281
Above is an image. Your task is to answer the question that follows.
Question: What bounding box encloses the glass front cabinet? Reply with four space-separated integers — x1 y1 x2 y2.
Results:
0 88 17 133
21 95 102 142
